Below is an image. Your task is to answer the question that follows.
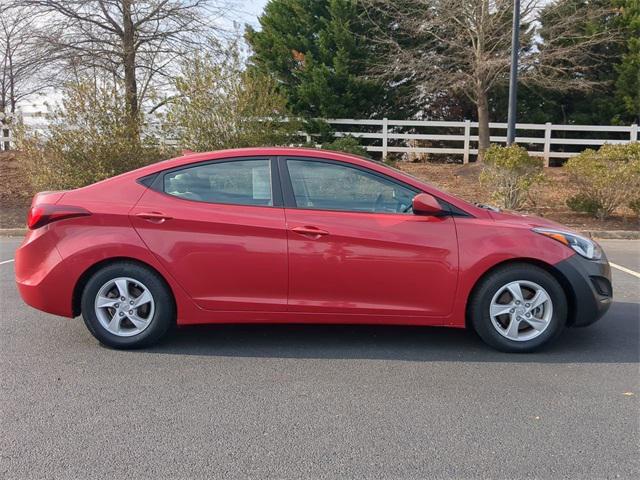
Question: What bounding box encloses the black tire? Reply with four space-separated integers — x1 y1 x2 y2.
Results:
81 262 175 349
469 263 567 353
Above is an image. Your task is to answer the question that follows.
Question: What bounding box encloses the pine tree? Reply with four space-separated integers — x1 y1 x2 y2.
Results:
615 0 640 122
245 0 389 118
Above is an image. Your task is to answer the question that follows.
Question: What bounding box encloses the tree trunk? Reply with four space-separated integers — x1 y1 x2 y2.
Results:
122 0 139 141
476 83 490 162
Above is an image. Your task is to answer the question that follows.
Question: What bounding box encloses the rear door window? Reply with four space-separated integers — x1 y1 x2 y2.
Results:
163 159 273 206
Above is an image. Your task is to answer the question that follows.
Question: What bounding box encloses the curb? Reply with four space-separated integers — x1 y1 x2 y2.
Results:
583 230 640 240
0 228 26 237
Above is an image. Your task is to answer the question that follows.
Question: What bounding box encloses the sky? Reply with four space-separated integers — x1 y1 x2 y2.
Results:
237 0 269 27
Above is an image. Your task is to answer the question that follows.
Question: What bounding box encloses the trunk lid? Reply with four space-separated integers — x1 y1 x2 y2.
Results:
30 190 67 207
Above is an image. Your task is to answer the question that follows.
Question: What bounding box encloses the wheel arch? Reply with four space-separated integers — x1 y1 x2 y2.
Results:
72 256 176 317
464 257 577 328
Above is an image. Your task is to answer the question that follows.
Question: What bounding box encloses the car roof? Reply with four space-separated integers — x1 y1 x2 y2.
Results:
145 147 375 173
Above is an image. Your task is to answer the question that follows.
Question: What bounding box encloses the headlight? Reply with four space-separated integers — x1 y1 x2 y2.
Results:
532 228 602 260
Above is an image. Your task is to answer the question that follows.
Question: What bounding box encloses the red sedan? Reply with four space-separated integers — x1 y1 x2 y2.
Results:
15 148 612 352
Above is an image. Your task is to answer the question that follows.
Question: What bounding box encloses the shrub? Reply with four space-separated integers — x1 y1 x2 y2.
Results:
564 143 640 219
17 81 170 192
566 194 604 216
166 41 300 151
479 144 544 210
629 197 640 216
320 136 370 157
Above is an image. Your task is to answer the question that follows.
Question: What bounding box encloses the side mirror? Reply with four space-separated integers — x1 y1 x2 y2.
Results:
412 193 445 216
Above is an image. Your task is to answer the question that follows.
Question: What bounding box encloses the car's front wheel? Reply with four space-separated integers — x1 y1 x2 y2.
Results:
81 262 175 349
469 263 567 352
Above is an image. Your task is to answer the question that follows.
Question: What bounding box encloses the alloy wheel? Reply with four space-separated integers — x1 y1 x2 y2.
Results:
489 280 553 342
94 277 155 337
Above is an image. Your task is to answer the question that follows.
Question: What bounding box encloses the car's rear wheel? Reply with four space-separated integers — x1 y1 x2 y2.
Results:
81 262 174 349
469 263 567 352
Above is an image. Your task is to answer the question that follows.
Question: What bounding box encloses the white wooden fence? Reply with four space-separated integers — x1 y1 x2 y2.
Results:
323 118 639 166
1 111 50 150
2 112 638 167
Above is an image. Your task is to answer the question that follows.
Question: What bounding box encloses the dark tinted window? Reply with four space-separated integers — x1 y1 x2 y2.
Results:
287 160 416 213
164 159 272 206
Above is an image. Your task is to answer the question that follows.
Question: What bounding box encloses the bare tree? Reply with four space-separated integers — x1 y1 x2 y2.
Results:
362 0 618 160
0 5 57 149
15 0 231 137
528 0 620 92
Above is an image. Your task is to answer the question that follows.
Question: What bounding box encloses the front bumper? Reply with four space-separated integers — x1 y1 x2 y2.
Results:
554 252 612 327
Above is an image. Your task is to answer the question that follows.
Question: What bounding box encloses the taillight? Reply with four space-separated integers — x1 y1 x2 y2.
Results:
27 204 91 229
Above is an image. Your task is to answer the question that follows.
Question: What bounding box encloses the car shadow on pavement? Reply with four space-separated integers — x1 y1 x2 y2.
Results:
144 301 640 363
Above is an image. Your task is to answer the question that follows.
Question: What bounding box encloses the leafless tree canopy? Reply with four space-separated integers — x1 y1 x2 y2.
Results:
12 0 232 128
361 0 619 158
530 1 620 91
0 5 57 114
363 1 529 97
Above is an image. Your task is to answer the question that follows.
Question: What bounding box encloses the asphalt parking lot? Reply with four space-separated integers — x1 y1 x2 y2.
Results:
0 237 638 480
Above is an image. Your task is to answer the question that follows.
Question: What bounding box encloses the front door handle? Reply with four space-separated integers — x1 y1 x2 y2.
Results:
291 226 329 239
135 211 173 223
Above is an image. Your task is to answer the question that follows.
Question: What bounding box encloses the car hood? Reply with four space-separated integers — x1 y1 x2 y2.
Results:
488 209 577 233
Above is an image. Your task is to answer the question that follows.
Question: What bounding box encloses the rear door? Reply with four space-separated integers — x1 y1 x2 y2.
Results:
280 157 458 320
131 157 288 312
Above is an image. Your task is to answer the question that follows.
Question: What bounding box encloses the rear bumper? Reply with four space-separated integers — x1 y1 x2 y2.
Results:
555 253 612 327
15 227 74 318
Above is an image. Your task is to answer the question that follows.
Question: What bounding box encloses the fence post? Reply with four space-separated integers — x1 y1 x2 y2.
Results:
382 117 388 160
543 122 552 167
631 124 638 143
463 120 471 164
0 112 9 151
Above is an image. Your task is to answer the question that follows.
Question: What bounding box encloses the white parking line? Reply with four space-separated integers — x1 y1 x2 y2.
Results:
610 262 640 280
0 259 15 265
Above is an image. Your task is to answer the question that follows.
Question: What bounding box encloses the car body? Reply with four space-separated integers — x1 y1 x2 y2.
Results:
15 147 612 351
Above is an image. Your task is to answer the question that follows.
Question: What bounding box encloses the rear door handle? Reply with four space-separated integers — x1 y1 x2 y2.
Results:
291 226 329 239
135 211 173 223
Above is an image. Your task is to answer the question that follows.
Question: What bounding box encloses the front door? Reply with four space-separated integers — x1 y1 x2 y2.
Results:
281 157 458 320
131 157 288 312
